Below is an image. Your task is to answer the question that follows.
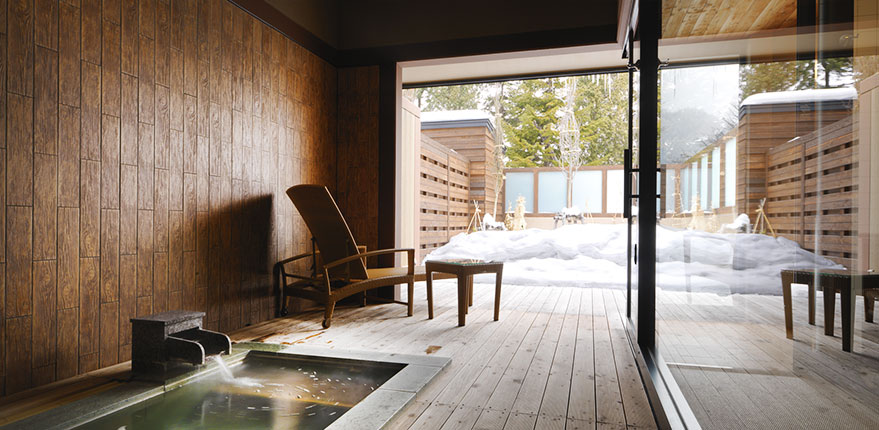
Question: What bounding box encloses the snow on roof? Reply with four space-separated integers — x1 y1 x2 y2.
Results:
741 87 857 106
421 109 493 123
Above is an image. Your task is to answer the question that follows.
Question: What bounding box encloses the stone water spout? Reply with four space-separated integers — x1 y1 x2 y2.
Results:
130 311 232 375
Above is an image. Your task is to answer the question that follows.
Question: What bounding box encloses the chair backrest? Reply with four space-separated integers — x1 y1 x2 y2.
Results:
286 185 368 280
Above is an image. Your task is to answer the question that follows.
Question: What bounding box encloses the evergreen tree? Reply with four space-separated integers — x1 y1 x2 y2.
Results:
414 84 483 111
739 58 853 101
574 74 629 166
502 79 562 167
501 74 629 167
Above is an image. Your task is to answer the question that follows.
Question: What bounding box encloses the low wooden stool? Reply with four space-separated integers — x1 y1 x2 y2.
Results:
781 269 879 352
424 260 504 327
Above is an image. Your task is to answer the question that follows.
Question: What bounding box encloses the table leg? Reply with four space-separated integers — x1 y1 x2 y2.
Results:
782 272 794 339
494 268 503 321
426 270 434 320
468 275 474 307
808 278 816 326
824 282 836 337
457 275 467 326
842 285 855 352
865 291 875 323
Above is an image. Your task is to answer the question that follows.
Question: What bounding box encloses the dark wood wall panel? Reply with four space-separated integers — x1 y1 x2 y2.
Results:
336 66 379 252
1 0 339 396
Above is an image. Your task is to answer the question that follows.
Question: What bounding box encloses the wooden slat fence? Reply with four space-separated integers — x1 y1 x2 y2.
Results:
419 135 471 261
765 117 857 267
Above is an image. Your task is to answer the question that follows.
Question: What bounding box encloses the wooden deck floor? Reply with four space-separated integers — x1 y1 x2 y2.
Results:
657 287 879 430
231 282 658 430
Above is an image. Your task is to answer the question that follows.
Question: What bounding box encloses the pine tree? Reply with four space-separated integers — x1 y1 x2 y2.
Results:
502 79 562 167
739 58 853 101
414 84 483 111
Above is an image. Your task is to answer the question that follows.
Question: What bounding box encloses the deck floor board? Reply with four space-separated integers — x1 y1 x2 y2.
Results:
658 288 879 430
231 282 658 430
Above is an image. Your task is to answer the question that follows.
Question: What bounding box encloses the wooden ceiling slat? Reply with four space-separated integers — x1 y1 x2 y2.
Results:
717 0 768 34
689 0 721 37
750 0 797 32
678 0 709 37
661 0 797 39
662 0 690 39
706 0 736 36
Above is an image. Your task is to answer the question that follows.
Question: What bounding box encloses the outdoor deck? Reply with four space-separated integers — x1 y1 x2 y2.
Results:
657 287 879 430
231 282 659 430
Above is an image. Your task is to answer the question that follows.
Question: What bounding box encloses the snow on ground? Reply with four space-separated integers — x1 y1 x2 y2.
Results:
424 223 843 296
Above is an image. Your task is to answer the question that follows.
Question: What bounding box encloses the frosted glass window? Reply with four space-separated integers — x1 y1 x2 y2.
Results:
505 172 534 213
711 147 721 209
681 167 689 212
572 170 603 213
700 155 709 210
665 170 676 213
657 171 662 214
606 169 624 213
690 162 698 211
725 139 736 207
538 171 567 213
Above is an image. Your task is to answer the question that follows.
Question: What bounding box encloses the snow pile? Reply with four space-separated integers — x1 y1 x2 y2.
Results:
424 224 843 295
718 213 750 233
560 206 582 216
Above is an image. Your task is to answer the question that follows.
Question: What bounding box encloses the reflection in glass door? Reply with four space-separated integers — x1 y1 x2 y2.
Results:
653 1 879 428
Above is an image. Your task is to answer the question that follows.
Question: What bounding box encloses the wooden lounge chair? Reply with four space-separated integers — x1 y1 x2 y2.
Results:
276 184 415 328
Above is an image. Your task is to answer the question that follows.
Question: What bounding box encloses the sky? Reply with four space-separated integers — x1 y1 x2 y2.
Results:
660 64 741 120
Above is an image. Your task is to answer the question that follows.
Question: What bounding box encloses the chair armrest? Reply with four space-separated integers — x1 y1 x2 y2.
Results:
323 248 415 275
275 252 315 268
275 252 317 281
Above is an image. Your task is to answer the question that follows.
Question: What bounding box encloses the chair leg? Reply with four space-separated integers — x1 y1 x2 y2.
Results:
407 280 414 317
360 291 367 307
280 295 289 317
865 292 875 323
322 301 336 329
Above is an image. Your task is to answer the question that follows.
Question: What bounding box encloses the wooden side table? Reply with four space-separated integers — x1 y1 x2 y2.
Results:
781 269 879 352
425 260 504 326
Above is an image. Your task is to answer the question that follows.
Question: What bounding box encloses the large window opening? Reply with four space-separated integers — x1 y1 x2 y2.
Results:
402 74 634 288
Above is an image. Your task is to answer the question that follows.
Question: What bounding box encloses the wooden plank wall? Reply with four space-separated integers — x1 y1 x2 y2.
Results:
766 117 857 267
0 0 338 396
419 135 469 261
336 66 380 254
737 107 851 223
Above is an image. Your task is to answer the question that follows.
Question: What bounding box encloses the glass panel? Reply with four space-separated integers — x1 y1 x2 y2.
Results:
681 166 689 211
656 2 872 428
711 146 721 209
724 138 736 207
690 164 696 210
572 170 603 214
537 171 567 213
606 169 625 214
505 171 534 213
666 168 676 213
699 154 709 210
